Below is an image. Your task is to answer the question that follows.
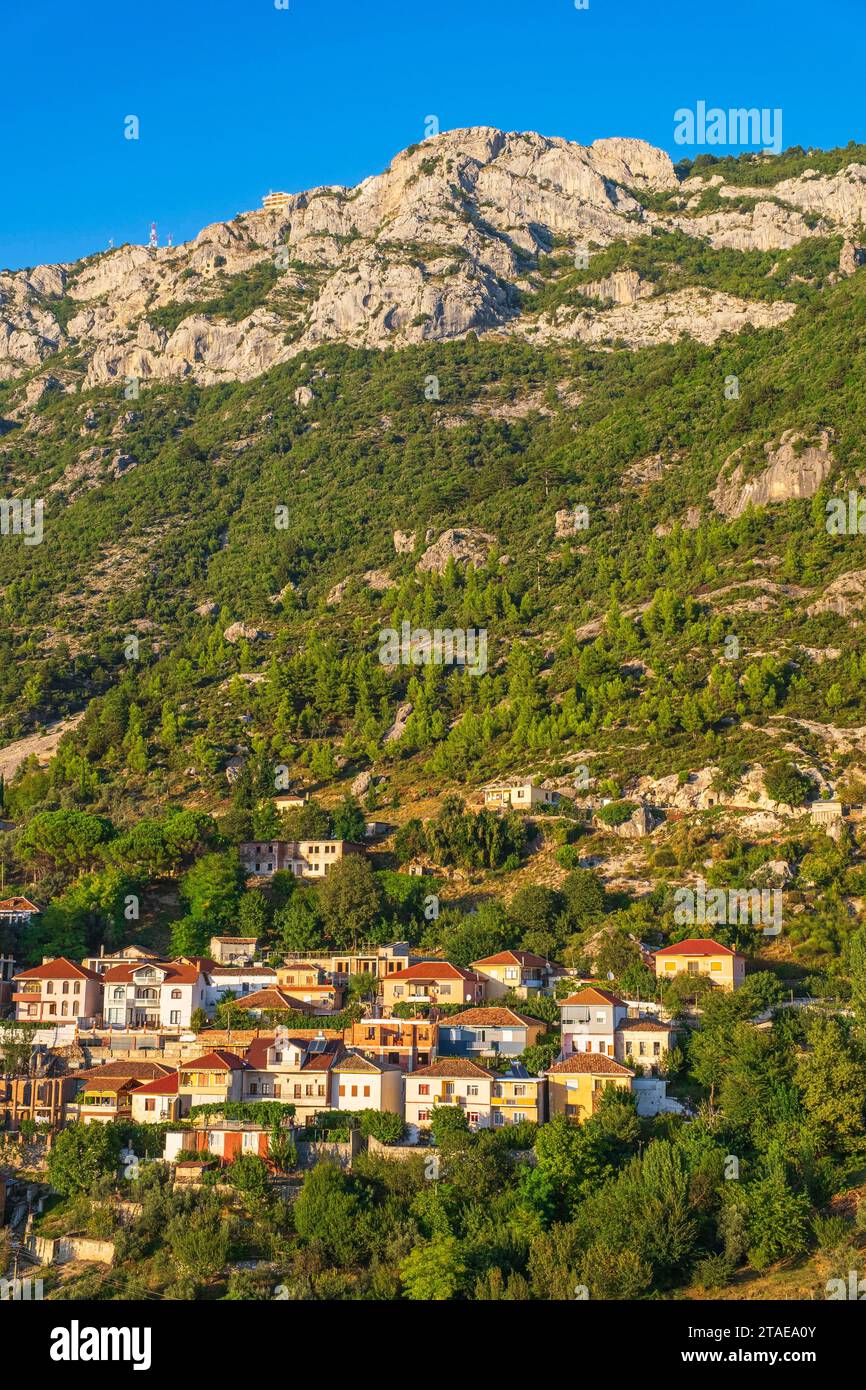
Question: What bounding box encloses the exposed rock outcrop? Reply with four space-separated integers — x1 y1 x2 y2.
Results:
807 569 866 618
712 430 835 519
223 622 266 643
416 527 496 574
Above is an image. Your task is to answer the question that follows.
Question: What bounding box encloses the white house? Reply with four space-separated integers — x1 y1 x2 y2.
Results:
203 964 278 1013
482 781 559 811
101 960 209 1029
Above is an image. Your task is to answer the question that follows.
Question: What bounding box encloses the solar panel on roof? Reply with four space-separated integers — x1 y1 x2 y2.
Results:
307 1037 327 1053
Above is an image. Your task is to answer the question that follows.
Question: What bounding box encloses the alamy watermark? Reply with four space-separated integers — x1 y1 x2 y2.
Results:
378 621 487 676
826 491 866 535
0 498 43 546
674 102 783 155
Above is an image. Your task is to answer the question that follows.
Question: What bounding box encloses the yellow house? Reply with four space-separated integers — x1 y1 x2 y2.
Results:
546 1054 634 1123
654 938 745 992
469 949 559 999
491 1063 545 1126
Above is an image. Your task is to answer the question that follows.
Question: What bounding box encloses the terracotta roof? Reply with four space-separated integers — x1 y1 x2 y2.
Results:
132 1072 180 1096
234 988 311 1012
180 1049 249 1072
616 1017 674 1033
243 1036 345 1072
13 957 101 982
102 960 205 984
387 962 483 982
471 949 554 969
0 896 41 913
76 1060 174 1082
547 1054 634 1076
654 938 740 957
332 1051 402 1074
559 987 625 1008
447 1007 540 1029
211 937 258 944
411 1057 494 1080
79 1076 142 1094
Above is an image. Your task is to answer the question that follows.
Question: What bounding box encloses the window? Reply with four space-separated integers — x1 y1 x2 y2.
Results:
171 989 182 999
45 982 53 995
595 1011 605 1022
467 1085 478 1097
710 961 722 972
350 1085 358 1097
468 1112 479 1125
653 1042 661 1056
74 981 80 993
338 1086 345 1097
62 981 69 994
639 1042 647 1056
61 1002 68 1017
242 1132 258 1152
418 1084 430 1096
169 1011 180 1025
145 1099 155 1112
513 1085 525 1097
418 1110 430 1123
363 1086 370 1098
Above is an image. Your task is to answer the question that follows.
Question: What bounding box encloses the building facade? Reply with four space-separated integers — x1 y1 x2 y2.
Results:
12 958 102 1024
654 938 745 991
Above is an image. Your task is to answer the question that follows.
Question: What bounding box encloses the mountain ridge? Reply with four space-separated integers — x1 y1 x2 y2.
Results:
3 127 865 397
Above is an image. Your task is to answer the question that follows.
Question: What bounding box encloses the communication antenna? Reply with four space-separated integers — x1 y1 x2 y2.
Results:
149 222 158 249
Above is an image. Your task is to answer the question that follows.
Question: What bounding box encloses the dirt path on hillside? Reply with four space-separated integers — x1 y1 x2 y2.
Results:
0 713 85 783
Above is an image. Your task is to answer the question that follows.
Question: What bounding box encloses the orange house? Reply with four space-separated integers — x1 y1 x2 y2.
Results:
346 1017 438 1071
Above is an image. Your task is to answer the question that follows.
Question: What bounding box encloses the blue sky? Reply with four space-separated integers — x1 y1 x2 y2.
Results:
2 0 865 271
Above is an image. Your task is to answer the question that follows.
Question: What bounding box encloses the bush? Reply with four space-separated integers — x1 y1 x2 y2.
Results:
693 1253 733 1290
596 801 637 828
556 844 582 869
360 1110 406 1145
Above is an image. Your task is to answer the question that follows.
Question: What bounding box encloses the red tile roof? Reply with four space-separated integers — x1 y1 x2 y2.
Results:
332 1051 402 1073
0 896 42 913
13 957 101 982
76 1061 174 1082
387 962 483 982
471 949 554 969
559 987 625 1008
547 1054 634 1076
411 1057 494 1079
448 1007 540 1028
654 938 741 957
102 960 205 984
132 1072 180 1096
234 988 311 1012
180 1049 248 1072
79 1076 142 1094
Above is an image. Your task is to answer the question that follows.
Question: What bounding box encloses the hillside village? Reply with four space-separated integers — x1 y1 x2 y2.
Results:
4 125 866 1306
